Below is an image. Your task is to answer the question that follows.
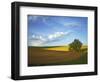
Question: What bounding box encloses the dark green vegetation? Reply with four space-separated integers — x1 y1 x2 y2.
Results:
66 48 87 65
69 39 82 52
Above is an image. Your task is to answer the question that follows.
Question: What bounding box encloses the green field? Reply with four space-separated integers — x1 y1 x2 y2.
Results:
28 45 88 66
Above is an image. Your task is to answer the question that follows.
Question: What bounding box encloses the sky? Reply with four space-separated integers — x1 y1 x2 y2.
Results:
28 15 88 47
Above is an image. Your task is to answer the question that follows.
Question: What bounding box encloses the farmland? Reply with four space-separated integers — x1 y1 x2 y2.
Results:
28 45 88 66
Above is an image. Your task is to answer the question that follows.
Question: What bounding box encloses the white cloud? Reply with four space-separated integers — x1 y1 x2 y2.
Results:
29 34 46 46
29 40 44 46
32 35 46 41
29 31 72 46
63 22 80 27
48 31 71 40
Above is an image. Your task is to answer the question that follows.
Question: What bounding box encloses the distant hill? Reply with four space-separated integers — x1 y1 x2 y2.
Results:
29 45 87 51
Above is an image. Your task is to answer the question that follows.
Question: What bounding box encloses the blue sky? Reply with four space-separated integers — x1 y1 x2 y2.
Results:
28 15 88 46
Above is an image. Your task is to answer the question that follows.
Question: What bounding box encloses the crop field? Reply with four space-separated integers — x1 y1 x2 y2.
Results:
28 45 88 66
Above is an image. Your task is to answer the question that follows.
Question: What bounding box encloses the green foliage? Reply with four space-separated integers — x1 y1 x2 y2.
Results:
69 39 82 52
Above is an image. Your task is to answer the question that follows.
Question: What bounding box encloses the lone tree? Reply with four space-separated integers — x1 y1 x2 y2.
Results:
69 39 82 52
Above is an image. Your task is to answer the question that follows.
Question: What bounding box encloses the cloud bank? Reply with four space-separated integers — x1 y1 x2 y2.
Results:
28 31 71 46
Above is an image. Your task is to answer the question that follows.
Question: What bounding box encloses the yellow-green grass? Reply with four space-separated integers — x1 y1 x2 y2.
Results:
44 45 87 51
44 46 69 51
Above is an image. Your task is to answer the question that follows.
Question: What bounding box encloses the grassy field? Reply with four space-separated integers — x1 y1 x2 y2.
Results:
44 45 87 51
28 45 88 66
44 46 69 51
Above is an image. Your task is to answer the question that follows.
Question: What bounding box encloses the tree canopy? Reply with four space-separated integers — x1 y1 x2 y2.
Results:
69 39 82 52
